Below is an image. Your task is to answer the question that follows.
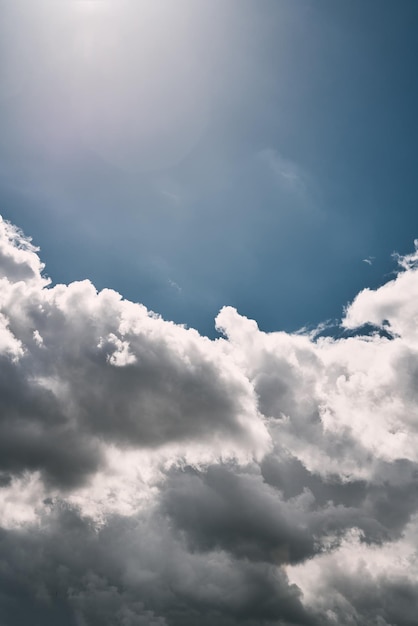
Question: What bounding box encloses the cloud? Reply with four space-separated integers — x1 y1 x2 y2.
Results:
256 149 313 207
0 501 316 626
0 217 270 490
344 241 418 341
2 215 418 624
362 256 374 266
287 519 418 626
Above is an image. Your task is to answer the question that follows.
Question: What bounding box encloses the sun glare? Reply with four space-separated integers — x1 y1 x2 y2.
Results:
74 0 112 15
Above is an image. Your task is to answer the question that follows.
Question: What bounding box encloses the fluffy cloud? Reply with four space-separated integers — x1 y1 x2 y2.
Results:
0 217 270 490
1 215 418 625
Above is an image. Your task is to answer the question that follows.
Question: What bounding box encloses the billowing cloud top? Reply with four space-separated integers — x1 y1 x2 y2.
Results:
1 215 418 626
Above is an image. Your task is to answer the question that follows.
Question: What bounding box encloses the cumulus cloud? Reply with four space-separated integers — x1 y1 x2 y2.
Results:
0 217 270 490
1 215 418 625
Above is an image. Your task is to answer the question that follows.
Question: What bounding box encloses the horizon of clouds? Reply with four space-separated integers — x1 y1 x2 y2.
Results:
2 215 418 625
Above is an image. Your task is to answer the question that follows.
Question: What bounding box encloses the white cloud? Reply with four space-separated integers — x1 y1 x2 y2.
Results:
287 516 418 625
2 215 418 625
0 216 270 496
344 244 418 342
0 216 48 285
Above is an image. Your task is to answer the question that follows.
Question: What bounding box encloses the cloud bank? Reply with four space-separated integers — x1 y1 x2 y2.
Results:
1 216 418 625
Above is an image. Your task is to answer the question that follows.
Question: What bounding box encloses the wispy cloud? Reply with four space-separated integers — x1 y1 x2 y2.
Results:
168 278 182 293
362 255 375 265
257 148 308 196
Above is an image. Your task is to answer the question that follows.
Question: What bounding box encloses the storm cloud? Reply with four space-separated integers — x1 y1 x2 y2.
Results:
1 216 418 625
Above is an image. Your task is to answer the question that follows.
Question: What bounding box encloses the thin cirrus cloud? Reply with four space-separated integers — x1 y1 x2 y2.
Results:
2 215 418 625
257 149 308 199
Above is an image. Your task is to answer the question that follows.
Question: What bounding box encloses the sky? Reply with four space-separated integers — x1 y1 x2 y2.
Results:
2 1 418 625
2 0 418 336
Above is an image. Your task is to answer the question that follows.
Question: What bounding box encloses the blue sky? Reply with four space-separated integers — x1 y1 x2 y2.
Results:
1 0 418 338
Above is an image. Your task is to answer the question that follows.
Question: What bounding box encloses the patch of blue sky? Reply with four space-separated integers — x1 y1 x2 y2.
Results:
1 0 418 338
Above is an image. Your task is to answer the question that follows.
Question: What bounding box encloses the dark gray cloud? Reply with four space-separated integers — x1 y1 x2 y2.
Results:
0 355 103 488
261 452 418 542
325 573 418 626
2 216 418 624
0 503 316 626
160 456 418 570
160 463 317 565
